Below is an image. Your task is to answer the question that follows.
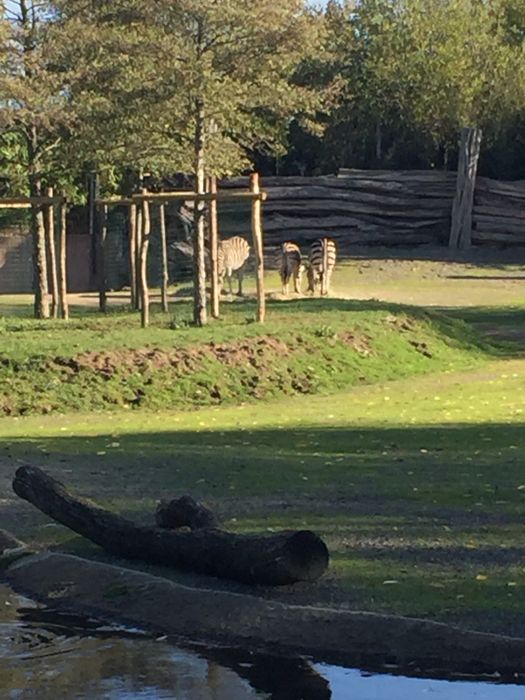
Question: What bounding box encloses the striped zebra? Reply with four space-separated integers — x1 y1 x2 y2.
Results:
278 241 303 295
307 238 337 296
218 236 250 296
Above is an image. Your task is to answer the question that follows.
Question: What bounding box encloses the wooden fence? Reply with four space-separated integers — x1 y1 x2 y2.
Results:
220 170 525 250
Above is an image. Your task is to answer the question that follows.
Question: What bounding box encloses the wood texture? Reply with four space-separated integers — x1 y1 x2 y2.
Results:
449 127 482 249
208 176 220 319
139 192 151 328
250 173 266 323
58 198 69 321
45 187 59 318
159 202 169 313
12 465 330 586
97 204 108 313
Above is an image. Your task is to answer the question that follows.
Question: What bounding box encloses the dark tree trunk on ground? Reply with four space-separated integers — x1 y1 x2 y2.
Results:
13 466 329 586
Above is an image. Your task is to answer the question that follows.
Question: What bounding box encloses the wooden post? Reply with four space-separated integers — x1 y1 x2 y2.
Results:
98 204 108 313
449 127 482 250
135 204 142 310
250 173 265 323
193 98 207 326
208 175 220 319
87 170 99 285
128 203 137 308
139 190 151 328
159 201 169 313
45 187 59 318
58 196 69 320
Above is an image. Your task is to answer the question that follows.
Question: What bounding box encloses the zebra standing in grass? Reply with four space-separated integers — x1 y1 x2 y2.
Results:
278 241 303 295
218 236 250 296
307 238 337 296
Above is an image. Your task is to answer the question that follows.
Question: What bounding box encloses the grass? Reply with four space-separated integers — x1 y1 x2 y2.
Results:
0 291 496 416
1 256 525 634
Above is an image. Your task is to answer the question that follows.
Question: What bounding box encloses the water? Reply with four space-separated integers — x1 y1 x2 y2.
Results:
1 583 524 699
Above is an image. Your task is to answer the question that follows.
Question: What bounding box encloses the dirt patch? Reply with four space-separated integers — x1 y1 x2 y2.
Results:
339 331 373 356
49 335 293 378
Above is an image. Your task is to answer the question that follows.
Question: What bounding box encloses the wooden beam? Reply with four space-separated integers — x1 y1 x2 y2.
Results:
159 201 169 313
45 187 59 319
0 196 65 206
139 190 151 328
250 173 266 323
98 204 108 313
208 176 220 319
131 191 267 203
58 197 69 321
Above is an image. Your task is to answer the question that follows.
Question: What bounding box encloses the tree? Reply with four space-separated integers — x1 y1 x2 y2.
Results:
55 0 321 325
0 1 76 318
317 0 525 172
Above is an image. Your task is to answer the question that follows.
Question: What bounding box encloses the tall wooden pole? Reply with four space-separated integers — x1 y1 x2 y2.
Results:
135 204 142 310
208 175 220 319
98 204 108 313
128 203 137 309
159 201 169 313
45 186 59 318
139 190 151 328
58 195 69 320
250 173 265 323
193 98 207 326
449 127 482 250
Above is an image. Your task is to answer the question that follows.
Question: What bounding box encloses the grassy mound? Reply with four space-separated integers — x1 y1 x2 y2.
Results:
0 298 494 416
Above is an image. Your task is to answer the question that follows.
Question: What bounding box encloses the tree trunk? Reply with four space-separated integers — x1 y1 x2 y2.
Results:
30 199 49 319
449 127 482 249
13 466 329 586
45 187 59 318
139 192 151 328
208 176 220 319
97 204 108 313
58 196 69 320
159 202 169 313
193 98 207 326
250 173 266 323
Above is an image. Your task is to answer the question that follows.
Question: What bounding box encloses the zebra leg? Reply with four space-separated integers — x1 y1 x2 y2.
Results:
237 270 244 297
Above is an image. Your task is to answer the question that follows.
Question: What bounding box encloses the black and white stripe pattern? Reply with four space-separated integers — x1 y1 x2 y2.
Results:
278 241 303 295
218 236 250 295
307 238 337 296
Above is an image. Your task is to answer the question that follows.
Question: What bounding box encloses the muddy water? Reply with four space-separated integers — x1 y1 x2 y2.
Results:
1 584 524 700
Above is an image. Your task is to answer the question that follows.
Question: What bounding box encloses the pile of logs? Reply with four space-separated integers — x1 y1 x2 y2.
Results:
220 170 458 251
219 169 525 250
473 177 525 245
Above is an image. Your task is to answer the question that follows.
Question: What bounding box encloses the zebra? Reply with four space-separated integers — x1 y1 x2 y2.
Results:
218 236 250 296
278 241 304 295
306 238 337 296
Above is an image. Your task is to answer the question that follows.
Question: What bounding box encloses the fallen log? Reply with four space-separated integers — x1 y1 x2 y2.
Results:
12 466 329 586
155 495 219 530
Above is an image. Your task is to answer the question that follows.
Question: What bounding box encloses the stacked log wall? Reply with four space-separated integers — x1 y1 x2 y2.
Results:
219 170 525 254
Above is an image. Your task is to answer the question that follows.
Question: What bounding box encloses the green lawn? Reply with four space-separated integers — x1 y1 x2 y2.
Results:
1 255 525 635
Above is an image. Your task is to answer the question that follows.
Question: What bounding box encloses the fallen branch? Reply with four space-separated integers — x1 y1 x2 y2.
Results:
12 466 329 586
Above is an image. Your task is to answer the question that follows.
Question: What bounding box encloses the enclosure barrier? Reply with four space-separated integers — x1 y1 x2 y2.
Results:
0 193 69 319
97 176 267 327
